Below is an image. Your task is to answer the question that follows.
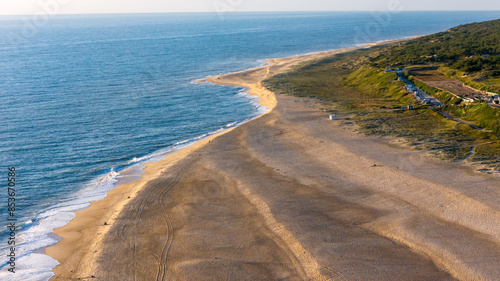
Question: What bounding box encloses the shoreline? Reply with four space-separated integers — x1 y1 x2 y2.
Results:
45 37 417 279
45 125 243 278
46 35 500 280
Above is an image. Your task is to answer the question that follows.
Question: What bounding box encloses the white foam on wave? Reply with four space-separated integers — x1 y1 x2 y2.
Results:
256 59 269 68
236 88 269 116
116 87 269 184
0 253 58 281
0 76 270 281
0 169 119 281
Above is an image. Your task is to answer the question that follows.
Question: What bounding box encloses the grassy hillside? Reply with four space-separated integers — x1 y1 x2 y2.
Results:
370 19 500 72
263 38 500 172
370 19 500 92
264 48 413 111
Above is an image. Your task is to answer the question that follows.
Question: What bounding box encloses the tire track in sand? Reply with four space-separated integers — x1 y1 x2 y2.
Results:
154 157 200 281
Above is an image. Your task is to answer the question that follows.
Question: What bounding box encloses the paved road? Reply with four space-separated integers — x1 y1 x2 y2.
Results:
396 71 442 106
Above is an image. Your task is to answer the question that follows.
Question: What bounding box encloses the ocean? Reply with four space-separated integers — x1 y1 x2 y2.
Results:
1 11 499 280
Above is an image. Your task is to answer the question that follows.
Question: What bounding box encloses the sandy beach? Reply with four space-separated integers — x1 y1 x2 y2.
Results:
47 42 500 281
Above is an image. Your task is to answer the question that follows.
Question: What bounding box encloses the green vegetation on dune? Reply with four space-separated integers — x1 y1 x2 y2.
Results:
344 67 414 106
265 49 413 111
445 104 500 135
370 19 500 71
474 142 500 162
402 73 500 135
263 33 500 172
370 19 500 93
356 109 478 160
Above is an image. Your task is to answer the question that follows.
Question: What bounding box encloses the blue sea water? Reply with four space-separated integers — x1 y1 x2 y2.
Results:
1 11 500 280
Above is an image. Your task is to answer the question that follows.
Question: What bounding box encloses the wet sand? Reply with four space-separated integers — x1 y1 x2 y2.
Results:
47 42 500 281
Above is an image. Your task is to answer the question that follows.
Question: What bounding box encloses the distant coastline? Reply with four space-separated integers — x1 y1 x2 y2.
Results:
3 12 500 280
45 38 410 279
47 34 500 280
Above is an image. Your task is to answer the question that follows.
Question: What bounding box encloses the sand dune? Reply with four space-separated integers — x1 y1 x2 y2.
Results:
47 41 500 280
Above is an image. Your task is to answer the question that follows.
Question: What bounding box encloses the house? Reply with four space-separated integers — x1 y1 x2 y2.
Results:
406 85 416 91
494 95 500 104
423 98 433 104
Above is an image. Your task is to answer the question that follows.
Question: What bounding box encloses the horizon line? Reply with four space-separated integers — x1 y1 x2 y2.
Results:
1 10 500 17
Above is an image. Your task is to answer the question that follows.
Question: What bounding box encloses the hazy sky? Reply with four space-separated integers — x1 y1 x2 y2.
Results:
1 0 499 15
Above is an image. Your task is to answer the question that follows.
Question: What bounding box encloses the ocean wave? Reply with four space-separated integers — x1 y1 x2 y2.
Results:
11 109 269 276
236 88 269 115
0 60 273 279
0 169 119 280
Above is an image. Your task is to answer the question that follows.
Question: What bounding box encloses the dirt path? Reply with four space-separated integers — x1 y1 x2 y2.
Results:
434 108 500 139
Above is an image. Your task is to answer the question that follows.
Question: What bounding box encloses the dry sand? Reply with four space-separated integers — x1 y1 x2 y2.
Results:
47 42 500 281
